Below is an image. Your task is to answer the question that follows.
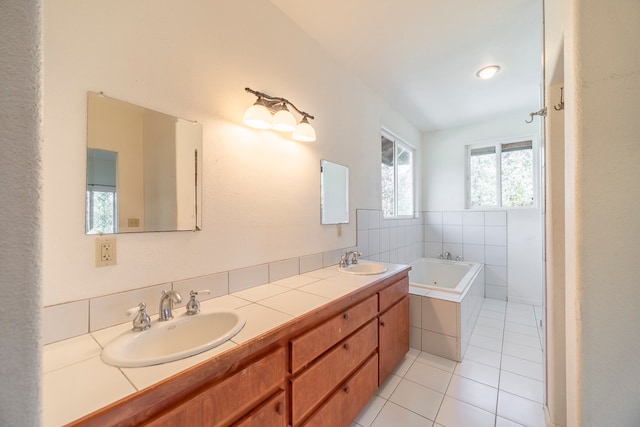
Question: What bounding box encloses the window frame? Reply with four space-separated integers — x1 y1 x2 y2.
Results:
465 135 539 210
381 129 416 219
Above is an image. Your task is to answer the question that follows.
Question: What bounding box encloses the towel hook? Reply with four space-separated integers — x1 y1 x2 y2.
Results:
525 107 547 123
554 87 565 111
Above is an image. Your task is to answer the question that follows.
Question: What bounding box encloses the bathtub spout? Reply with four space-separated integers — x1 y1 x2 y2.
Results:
444 251 452 260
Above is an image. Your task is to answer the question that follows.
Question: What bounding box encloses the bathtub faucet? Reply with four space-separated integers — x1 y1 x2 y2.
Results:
444 251 452 260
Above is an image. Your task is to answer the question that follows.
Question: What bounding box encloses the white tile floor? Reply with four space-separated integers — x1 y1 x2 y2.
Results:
354 298 546 427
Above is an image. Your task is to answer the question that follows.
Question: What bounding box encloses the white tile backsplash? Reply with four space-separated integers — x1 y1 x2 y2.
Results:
299 252 323 273
173 272 229 304
268 258 299 282
42 300 89 345
229 264 269 293
89 284 167 332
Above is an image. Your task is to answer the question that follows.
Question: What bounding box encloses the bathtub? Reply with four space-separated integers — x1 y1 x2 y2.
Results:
409 258 482 294
407 258 485 362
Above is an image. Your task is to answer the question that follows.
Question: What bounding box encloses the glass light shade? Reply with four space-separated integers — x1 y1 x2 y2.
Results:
272 108 297 132
292 119 316 142
476 65 501 80
243 103 273 129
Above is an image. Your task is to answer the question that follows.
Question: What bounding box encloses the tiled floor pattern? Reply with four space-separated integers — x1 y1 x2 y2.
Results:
353 298 545 427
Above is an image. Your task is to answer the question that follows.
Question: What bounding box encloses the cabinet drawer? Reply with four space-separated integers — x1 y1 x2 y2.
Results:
291 320 377 425
146 347 285 427
232 390 286 427
290 294 377 373
302 354 379 427
379 276 408 312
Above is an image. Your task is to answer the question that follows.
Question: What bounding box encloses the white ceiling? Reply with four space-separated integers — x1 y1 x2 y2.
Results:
269 0 543 132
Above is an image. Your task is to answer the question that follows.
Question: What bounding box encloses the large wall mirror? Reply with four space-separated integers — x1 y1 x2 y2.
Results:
86 92 202 234
320 159 349 224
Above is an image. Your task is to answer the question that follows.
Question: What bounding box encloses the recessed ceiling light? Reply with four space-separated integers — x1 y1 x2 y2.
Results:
476 65 501 80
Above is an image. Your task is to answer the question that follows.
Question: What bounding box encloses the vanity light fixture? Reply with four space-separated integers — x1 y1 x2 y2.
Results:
243 87 316 142
476 65 501 80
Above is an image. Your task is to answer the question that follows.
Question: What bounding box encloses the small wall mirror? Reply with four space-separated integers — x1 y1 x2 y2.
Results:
86 92 202 234
321 160 349 224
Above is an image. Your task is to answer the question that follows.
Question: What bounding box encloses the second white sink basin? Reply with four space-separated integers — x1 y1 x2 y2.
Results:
338 261 387 275
102 310 245 368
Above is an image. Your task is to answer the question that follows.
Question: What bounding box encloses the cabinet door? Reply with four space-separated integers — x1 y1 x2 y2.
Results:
233 390 286 427
378 296 409 385
145 348 285 427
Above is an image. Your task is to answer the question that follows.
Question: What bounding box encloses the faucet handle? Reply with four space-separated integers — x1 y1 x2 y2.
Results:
126 302 151 331
185 289 210 315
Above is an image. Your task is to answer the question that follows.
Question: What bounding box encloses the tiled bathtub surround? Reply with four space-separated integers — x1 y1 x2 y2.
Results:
409 265 485 362
425 210 508 300
356 209 425 264
41 248 353 345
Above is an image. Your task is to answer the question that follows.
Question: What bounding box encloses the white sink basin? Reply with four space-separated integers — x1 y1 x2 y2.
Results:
337 262 387 275
101 310 245 368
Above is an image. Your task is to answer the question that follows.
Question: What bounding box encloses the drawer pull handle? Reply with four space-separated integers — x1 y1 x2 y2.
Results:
276 402 284 415
343 312 350 320
343 342 350 350
343 384 350 393
380 319 386 327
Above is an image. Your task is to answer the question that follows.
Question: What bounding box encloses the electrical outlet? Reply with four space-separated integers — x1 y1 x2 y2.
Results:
96 237 117 267
127 218 140 227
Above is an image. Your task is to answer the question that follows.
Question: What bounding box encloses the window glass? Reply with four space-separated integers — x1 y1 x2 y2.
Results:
467 140 534 208
469 146 497 207
501 141 534 207
381 133 414 218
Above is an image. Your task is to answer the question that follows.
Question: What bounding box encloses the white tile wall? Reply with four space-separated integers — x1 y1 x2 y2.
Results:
424 210 508 301
356 209 424 265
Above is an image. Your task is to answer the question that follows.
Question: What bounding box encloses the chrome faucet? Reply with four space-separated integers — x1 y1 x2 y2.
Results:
158 290 182 321
444 251 452 260
340 250 363 267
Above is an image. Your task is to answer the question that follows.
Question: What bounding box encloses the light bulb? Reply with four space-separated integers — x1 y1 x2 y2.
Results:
476 65 501 80
292 117 316 142
243 100 273 129
272 106 297 132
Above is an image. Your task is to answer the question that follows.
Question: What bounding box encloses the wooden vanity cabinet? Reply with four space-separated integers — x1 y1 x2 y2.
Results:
145 347 286 427
69 268 410 427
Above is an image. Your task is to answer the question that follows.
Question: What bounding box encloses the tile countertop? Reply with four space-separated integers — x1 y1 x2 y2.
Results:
42 261 408 427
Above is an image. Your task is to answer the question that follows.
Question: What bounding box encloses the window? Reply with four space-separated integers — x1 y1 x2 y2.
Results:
381 132 414 217
467 140 534 208
86 185 118 234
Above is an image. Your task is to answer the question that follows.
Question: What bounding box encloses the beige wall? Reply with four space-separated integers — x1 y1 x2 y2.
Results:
41 0 420 305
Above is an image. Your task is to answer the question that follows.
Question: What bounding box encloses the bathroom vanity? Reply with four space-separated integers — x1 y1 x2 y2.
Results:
63 266 409 426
